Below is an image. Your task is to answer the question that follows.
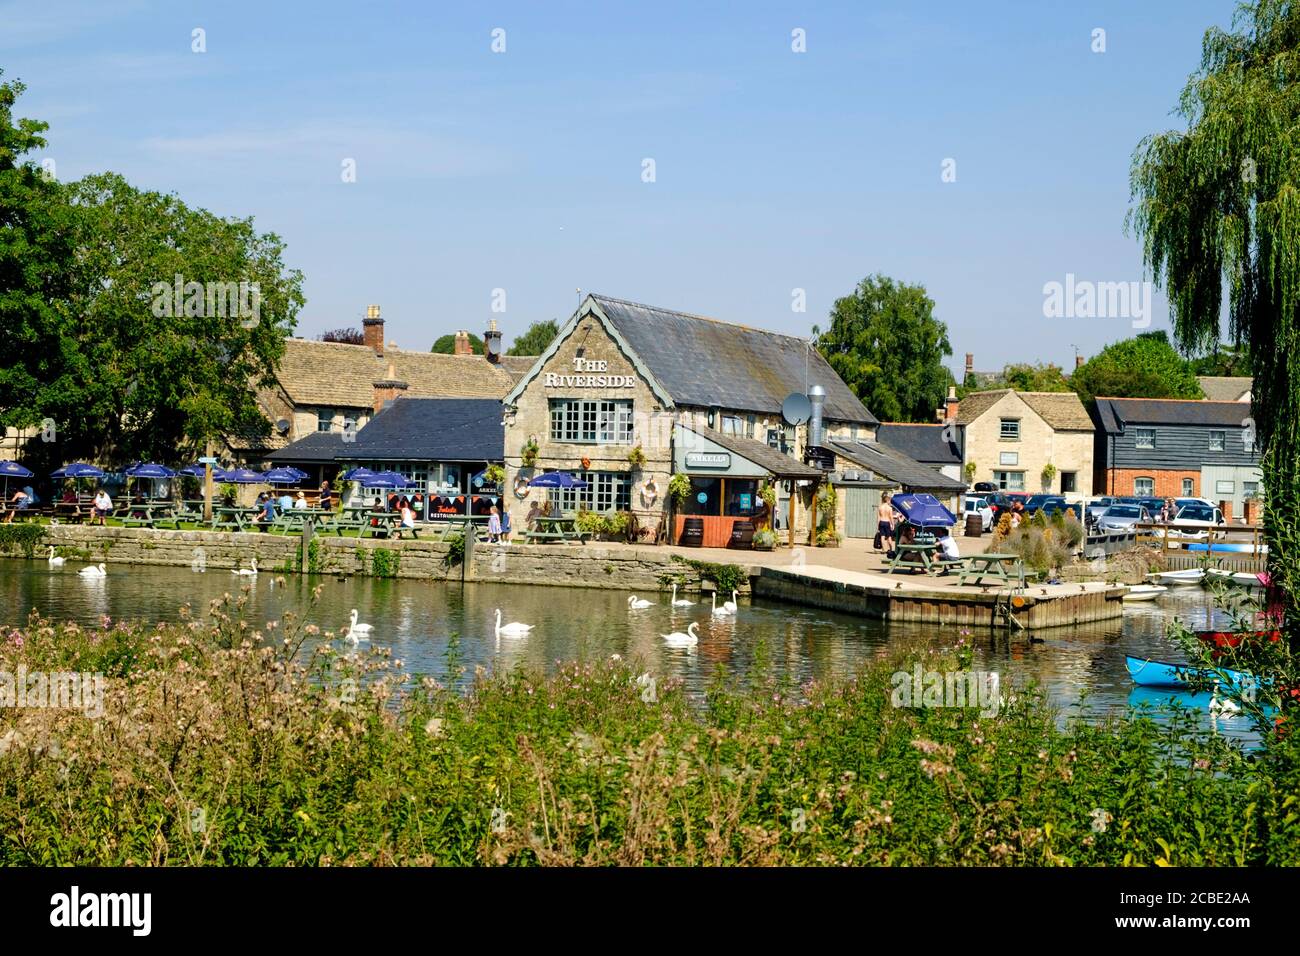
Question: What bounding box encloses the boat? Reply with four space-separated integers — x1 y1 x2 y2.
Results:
1154 569 1205 586
1195 629 1282 652
1204 568 1265 588
1122 584 1167 602
1125 655 1254 689
1186 542 1268 555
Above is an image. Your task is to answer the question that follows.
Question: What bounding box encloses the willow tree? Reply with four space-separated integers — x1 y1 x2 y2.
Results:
1130 1 1300 659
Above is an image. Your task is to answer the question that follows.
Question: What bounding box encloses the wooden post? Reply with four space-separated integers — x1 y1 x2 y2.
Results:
787 482 795 548
810 484 818 546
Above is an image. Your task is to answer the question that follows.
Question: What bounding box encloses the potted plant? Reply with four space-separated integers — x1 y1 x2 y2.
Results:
627 444 647 468
1041 462 1057 490
964 461 977 484
669 473 691 506
484 464 506 486
752 527 778 551
815 529 842 548
520 437 540 468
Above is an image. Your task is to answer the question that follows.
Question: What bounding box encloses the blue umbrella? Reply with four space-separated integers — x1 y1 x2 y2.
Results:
180 463 229 481
0 461 33 478
340 466 375 481
53 462 105 479
527 471 589 489
890 493 956 528
124 463 176 479
223 468 263 484
263 467 303 484
360 471 410 489
285 466 309 480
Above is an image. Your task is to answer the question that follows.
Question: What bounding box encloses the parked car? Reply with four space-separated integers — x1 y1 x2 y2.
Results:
1085 496 1118 526
962 496 994 532
972 481 999 494
1167 502 1226 539
1023 495 1083 521
1095 503 1152 534
986 492 1031 521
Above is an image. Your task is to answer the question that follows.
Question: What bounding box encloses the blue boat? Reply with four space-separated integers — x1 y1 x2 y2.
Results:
1125 655 1254 690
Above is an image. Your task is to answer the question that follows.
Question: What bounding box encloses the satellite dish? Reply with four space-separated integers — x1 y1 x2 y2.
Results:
485 335 501 357
782 392 811 425
275 418 291 434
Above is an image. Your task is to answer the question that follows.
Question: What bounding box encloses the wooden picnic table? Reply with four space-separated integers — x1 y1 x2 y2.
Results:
523 515 590 545
211 506 261 531
957 552 1027 587
358 511 419 539
887 541 944 574
431 516 491 542
115 501 177 528
53 500 92 523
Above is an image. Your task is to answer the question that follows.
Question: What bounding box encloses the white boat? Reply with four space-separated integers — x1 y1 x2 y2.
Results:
1205 568 1265 588
1123 584 1168 602
1154 569 1205 586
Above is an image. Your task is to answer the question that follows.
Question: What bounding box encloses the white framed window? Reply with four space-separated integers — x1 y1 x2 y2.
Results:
993 470 1025 491
1135 429 1155 449
1209 430 1225 451
999 419 1020 440
549 399 633 444
999 451 1019 466
1216 479 1235 494
720 415 743 436
1244 481 1259 499
1182 478 1194 496
550 471 632 513
1134 477 1154 496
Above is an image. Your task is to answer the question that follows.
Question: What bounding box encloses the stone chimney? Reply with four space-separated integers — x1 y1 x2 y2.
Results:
1075 352 1085 369
965 352 974 378
454 330 473 356
363 304 384 357
945 385 959 420
373 360 409 414
484 319 503 363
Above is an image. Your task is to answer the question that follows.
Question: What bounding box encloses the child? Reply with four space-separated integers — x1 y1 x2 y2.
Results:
487 504 502 543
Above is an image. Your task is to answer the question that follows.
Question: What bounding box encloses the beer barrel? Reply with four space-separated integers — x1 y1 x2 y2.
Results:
728 519 755 549
680 517 704 547
964 514 983 538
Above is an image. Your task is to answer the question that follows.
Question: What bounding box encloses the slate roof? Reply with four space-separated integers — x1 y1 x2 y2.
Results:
265 431 348 464
678 424 822 478
955 389 1093 431
1094 397 1255 433
343 398 504 462
498 355 538 383
875 423 961 465
1196 376 1252 402
589 295 878 425
828 439 966 491
274 339 516 408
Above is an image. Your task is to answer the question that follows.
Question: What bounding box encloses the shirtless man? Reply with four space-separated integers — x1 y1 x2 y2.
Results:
875 494 895 552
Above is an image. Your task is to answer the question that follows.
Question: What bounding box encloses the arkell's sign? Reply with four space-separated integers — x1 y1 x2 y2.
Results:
544 357 636 388
685 452 730 469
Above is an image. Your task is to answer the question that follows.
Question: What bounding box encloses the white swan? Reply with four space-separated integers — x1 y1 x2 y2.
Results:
495 608 534 636
78 563 107 578
628 595 654 610
47 546 65 567
661 621 700 648
711 591 735 617
232 558 258 576
344 608 373 643
723 590 739 614
670 583 694 608
1210 685 1241 717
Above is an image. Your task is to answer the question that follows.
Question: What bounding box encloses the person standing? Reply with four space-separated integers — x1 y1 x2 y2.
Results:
318 480 333 511
500 504 512 543
487 504 502 543
92 487 113 526
875 493 895 552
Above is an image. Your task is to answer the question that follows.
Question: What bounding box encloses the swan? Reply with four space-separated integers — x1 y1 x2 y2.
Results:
628 595 654 610
495 608 534 636
344 608 373 642
661 622 700 648
723 590 739 614
232 558 258 576
670 583 694 608
1210 685 1241 717
711 591 735 617
78 563 107 578
47 546 65 567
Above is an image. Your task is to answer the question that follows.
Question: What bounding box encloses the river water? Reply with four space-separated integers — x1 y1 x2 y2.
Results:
0 560 1259 741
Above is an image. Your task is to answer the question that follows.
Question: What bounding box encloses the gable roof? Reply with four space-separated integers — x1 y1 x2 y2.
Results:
1094 397 1254 434
507 294 877 424
343 397 504 462
274 339 516 408
677 423 822 478
955 389 1093 431
875 423 961 465
497 355 538 383
1196 376 1252 402
827 439 966 490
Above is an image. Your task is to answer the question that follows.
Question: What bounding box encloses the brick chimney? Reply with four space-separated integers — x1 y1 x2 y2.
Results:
373 361 409 414
484 319 503 363
965 352 974 378
1075 352 1085 369
945 385 959 420
363 304 384 357
454 330 473 356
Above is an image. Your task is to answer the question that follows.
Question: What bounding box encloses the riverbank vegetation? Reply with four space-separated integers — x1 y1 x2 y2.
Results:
1 594 1297 866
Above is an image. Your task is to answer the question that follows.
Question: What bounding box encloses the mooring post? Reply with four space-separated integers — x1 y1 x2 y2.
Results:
301 516 314 573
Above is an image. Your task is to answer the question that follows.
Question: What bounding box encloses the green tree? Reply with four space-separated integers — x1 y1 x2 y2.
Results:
1069 332 1203 406
431 332 483 355
1189 343 1253 377
0 75 79 450
815 275 953 422
1129 0 1300 689
964 362 1072 396
507 319 559 356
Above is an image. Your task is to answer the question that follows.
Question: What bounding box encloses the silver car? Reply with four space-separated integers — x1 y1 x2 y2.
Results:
1096 503 1151 533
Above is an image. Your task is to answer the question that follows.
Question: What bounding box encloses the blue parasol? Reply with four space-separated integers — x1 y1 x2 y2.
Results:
223 467 263 484
180 463 229 481
527 471 589 489
124 463 176 479
0 461 33 478
890 493 956 528
52 462 105 480
262 467 303 484
360 470 410 489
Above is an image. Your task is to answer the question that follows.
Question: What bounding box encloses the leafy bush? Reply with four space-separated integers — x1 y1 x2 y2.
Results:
669 473 691 505
0 524 45 558
752 528 778 550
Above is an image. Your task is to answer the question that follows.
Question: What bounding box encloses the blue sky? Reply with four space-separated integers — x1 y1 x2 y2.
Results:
3 0 1235 376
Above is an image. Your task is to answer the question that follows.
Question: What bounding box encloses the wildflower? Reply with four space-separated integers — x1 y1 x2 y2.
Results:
424 718 444 738
1089 808 1112 834
1194 757 1211 771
